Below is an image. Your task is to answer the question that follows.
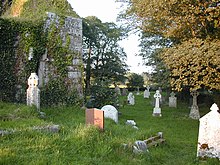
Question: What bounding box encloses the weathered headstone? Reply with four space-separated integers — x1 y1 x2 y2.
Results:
133 141 148 153
115 86 121 96
86 108 104 131
101 105 118 123
136 87 140 95
153 90 162 116
189 90 200 119
127 92 135 105
144 86 150 98
126 120 138 129
26 73 40 109
197 103 220 159
169 92 177 108
121 88 128 96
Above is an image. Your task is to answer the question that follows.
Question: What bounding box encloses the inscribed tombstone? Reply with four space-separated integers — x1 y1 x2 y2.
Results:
86 108 104 131
144 86 150 98
101 105 118 123
169 92 177 107
197 103 220 159
127 92 135 105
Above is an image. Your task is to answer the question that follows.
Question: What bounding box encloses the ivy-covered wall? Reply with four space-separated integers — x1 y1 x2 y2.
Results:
0 1 84 106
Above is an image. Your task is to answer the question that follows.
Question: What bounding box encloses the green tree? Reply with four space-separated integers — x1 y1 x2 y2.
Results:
83 16 128 94
127 73 144 88
119 0 220 91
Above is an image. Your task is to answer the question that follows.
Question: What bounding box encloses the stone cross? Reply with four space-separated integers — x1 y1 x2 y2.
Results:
27 73 40 109
153 90 162 116
169 91 177 108
189 90 200 119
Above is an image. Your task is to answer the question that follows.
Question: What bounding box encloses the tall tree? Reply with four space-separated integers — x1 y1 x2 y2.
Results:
127 73 144 88
120 0 220 91
83 16 128 94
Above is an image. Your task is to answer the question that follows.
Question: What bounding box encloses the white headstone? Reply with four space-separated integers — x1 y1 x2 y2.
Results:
101 105 118 123
197 103 220 159
127 92 135 105
27 73 40 109
144 86 150 98
153 90 162 116
169 92 177 107
189 90 200 119
136 87 140 95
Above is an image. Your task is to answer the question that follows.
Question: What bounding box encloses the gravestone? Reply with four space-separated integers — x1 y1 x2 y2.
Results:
189 90 200 119
121 88 128 96
136 87 140 95
197 103 220 159
26 73 40 109
115 86 121 96
169 92 177 108
86 108 104 131
101 105 118 123
153 90 162 116
133 141 148 153
127 92 135 105
144 86 150 98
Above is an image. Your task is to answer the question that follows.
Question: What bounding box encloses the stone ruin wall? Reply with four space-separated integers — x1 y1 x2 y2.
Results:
38 12 83 97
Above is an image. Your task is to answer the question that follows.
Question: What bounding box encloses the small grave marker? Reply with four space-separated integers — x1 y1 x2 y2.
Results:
144 86 150 98
127 92 135 105
86 108 104 131
169 91 177 108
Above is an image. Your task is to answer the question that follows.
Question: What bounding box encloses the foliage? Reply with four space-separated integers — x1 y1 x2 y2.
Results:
122 0 220 40
127 73 144 88
0 18 45 102
2 0 79 20
82 16 128 94
0 0 13 16
0 0 83 106
120 0 220 91
40 79 82 107
87 83 117 109
162 38 220 91
2 95 219 164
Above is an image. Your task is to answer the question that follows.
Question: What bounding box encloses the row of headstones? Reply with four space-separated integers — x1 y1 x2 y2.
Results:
127 88 203 119
127 89 177 117
26 74 220 160
86 102 220 160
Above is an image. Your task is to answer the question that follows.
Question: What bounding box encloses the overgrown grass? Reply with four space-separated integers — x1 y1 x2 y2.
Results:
0 94 219 165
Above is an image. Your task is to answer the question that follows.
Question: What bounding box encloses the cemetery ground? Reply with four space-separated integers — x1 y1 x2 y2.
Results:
1 93 219 165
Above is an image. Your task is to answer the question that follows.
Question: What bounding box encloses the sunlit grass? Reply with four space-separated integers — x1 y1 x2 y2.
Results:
0 94 219 164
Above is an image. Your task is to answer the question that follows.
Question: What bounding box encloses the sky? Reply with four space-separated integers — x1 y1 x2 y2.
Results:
67 0 152 74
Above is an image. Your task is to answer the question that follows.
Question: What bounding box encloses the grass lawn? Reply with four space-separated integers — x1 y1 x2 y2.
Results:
0 93 219 165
